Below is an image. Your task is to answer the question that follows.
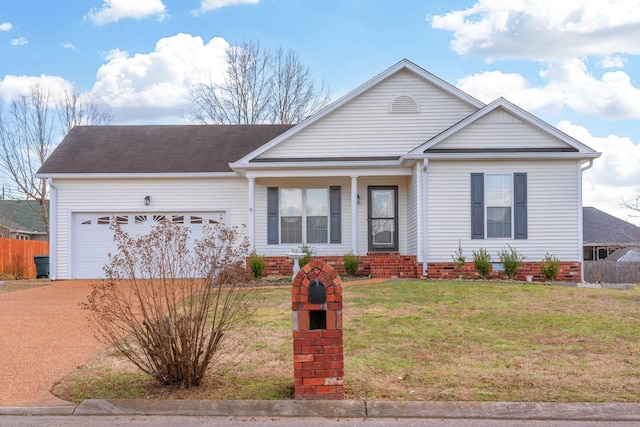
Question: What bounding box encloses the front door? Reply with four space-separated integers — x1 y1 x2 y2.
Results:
368 186 398 251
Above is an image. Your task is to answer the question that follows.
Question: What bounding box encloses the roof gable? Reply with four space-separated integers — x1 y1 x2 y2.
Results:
37 124 294 176
410 98 600 158
231 59 485 166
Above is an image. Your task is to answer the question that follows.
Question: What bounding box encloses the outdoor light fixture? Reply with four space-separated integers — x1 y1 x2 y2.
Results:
144 196 151 205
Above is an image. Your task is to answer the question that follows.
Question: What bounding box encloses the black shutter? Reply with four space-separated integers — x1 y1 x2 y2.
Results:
471 173 484 239
267 187 279 244
514 173 527 239
329 186 341 244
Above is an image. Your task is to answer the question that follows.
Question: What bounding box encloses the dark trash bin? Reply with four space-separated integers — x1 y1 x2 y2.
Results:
34 255 49 279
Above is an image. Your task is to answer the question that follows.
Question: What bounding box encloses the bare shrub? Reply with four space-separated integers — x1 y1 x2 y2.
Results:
81 220 254 388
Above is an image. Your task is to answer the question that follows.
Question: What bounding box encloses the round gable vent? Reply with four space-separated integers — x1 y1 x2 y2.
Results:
390 95 419 113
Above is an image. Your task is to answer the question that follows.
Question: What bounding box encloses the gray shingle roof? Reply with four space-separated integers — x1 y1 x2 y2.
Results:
37 124 294 175
0 200 48 234
583 206 640 245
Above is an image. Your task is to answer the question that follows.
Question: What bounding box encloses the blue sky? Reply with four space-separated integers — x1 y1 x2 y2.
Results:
1 0 640 223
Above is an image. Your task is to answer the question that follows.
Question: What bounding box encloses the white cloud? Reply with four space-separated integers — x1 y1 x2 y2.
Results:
599 55 626 69
558 121 640 224
193 0 259 16
10 37 28 46
457 58 640 120
86 0 166 25
92 33 228 123
0 75 73 102
430 0 640 61
62 42 78 51
0 22 12 31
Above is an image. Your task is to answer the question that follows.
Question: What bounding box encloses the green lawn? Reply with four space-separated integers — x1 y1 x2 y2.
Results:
55 280 640 403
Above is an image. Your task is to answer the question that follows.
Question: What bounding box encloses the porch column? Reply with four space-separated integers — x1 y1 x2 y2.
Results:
351 176 358 255
422 159 429 276
248 177 255 250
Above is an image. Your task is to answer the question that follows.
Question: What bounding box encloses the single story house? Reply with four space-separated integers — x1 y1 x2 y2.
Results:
0 200 48 241
37 59 600 281
583 206 640 260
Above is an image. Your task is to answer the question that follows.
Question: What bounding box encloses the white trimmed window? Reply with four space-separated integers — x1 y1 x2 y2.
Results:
280 188 329 244
268 186 341 245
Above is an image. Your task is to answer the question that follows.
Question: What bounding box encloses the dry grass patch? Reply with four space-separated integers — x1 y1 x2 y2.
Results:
54 280 640 403
0 278 51 294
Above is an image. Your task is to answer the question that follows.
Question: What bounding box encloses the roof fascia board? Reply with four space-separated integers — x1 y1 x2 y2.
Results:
245 167 413 179
409 98 600 156
36 172 239 179
402 151 601 161
233 59 486 166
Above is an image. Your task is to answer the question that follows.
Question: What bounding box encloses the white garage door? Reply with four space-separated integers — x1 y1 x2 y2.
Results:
72 212 225 279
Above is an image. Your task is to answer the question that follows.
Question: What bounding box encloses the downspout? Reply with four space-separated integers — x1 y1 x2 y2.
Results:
579 160 594 283
421 159 429 276
47 178 57 281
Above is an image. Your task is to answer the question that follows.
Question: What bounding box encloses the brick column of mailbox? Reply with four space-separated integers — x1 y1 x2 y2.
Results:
292 260 344 400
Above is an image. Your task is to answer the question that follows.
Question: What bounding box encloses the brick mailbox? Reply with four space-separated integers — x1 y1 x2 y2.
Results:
292 259 344 400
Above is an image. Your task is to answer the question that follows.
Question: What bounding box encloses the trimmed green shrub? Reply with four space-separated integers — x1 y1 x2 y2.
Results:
343 253 359 277
298 245 312 268
498 244 526 279
472 247 491 279
248 251 266 278
540 253 560 282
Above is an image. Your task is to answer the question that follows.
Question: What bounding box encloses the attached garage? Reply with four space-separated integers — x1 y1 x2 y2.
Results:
37 124 292 280
72 212 225 279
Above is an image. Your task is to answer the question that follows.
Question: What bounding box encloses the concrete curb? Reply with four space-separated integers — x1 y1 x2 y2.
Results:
3 400 639 421
74 399 367 417
0 406 76 416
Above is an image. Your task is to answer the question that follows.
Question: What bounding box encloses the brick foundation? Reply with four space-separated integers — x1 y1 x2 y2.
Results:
256 254 582 282
427 261 582 282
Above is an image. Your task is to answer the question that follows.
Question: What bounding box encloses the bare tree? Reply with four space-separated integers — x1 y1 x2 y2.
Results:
0 83 112 238
82 220 255 388
57 85 113 134
272 47 331 124
0 84 56 235
622 191 640 215
187 40 331 124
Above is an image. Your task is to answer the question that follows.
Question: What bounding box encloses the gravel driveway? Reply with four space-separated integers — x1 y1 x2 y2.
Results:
0 280 105 406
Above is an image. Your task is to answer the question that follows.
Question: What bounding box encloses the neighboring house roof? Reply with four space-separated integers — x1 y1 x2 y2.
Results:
37 124 294 176
606 248 640 262
583 206 640 246
0 200 49 235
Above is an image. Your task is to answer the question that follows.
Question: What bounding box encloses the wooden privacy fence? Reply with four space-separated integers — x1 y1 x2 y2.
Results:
584 260 640 284
0 238 49 279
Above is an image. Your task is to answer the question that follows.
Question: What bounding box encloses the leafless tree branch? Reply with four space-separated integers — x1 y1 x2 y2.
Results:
187 40 331 124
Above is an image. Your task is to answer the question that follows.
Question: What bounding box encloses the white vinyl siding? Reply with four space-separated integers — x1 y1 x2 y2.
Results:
52 177 248 279
258 70 477 159
432 109 570 151
426 160 581 262
406 163 420 255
